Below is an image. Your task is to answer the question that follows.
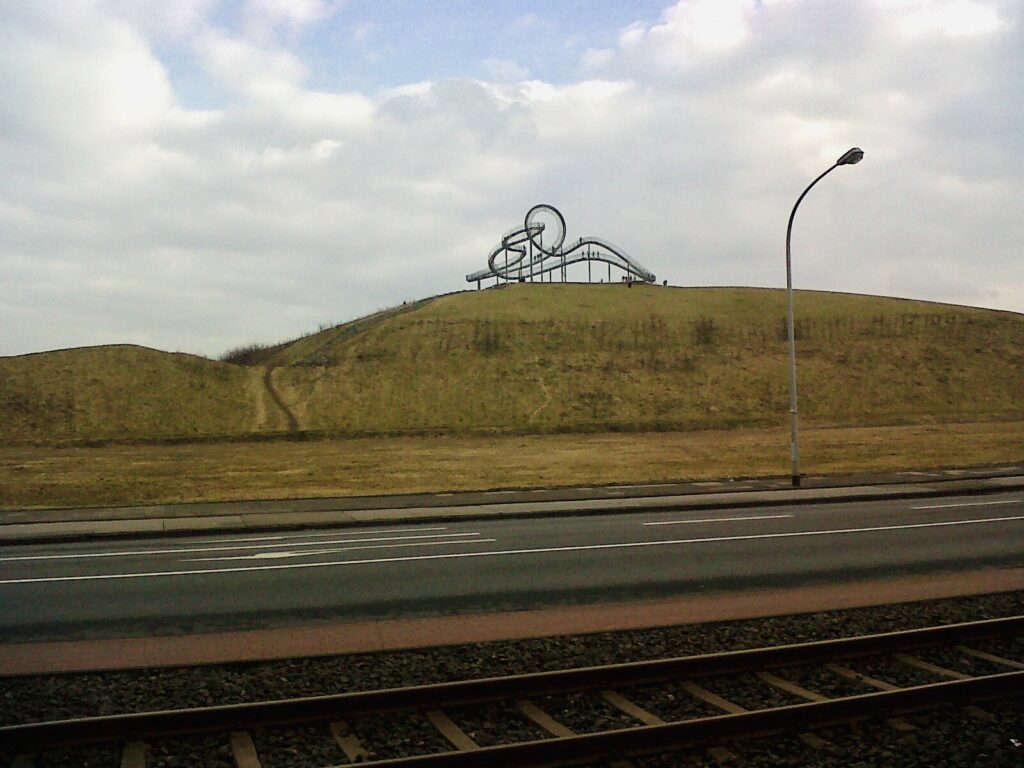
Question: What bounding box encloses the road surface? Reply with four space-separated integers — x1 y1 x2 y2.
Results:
0 491 1021 642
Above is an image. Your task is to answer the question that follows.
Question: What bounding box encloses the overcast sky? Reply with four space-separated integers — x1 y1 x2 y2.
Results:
1 0 1021 357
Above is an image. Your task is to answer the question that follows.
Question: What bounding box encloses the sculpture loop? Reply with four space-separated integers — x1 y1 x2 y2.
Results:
466 204 656 285
525 204 566 256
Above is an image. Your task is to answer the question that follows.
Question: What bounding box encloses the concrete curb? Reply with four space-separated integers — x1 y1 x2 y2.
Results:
3 474 1023 546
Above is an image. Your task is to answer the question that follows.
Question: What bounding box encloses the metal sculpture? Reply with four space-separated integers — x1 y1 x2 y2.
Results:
466 204 656 287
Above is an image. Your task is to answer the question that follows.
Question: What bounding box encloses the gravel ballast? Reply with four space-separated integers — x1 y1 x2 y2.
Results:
631 700 1024 768
0 591 1021 767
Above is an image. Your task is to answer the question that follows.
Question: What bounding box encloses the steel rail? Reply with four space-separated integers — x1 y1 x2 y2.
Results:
359 672 1024 767
3 615 1022 752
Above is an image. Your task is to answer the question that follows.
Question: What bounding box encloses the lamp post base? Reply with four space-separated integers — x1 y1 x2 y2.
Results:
791 474 802 488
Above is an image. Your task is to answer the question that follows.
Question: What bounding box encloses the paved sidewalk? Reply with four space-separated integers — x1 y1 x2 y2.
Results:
2 464 1022 545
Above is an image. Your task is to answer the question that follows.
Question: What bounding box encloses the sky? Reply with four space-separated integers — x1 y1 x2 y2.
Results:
1 0 1022 358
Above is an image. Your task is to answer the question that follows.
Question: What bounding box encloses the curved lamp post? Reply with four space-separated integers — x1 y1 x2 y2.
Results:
785 147 864 488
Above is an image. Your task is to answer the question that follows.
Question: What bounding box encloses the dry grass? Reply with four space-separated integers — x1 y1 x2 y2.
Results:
2 421 1022 510
3 286 1022 444
0 345 260 443
4 287 1019 512
275 284 1024 434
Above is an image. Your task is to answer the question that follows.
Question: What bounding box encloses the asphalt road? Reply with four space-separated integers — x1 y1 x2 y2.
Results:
1 491 1022 642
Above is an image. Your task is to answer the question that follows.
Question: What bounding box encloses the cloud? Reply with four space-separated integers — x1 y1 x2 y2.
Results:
0 0 1022 358
482 58 529 82
511 13 541 31
621 0 754 56
101 0 219 38
580 47 614 70
242 0 335 38
247 0 332 26
350 19 374 43
0 5 179 146
196 29 308 99
886 261 997 304
895 0 1004 37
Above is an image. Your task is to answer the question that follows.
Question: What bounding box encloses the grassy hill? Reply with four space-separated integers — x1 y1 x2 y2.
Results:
2 285 1023 445
0 346 269 443
270 284 1024 434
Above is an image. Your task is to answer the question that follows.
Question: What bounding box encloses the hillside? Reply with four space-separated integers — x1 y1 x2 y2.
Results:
2 285 1023 444
0 346 267 443
270 284 1024 434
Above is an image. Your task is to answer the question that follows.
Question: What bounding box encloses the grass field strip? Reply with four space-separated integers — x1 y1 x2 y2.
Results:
911 499 1021 510
1 514 1021 585
643 514 793 527
0 531 482 562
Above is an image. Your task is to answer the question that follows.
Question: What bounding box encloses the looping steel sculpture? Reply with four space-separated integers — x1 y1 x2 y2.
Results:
466 204 656 285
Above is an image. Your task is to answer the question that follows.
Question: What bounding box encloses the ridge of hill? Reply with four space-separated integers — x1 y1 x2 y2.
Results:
0 345 266 443
2 285 1022 445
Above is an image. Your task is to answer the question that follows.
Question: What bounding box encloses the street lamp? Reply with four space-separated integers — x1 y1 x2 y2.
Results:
784 147 864 488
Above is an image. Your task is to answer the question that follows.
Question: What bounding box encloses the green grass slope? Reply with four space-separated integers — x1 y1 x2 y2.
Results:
0 345 261 443
2 285 1022 444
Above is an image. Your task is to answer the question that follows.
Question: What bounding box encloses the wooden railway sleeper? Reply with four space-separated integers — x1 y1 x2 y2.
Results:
600 690 666 727
331 719 371 762
5 618 1022 757
324 672 1023 767
425 709 479 752
6 672 1023 768
121 740 146 768
5 622 1023 767
230 731 261 768
956 644 1024 670
754 671 831 747
894 652 972 680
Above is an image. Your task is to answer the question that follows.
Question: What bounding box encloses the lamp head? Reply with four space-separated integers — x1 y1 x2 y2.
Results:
837 147 864 166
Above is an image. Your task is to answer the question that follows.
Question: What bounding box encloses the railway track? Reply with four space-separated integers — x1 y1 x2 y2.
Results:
3 616 1023 767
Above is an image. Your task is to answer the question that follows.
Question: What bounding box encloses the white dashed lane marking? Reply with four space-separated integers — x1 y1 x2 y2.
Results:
911 499 1020 510
2 515 1021 585
183 538 499 562
0 532 481 562
182 526 449 545
644 514 793 527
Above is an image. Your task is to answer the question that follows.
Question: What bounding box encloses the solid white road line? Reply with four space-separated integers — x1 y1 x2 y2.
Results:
0 532 481 562
181 526 449 545
182 538 499 562
643 514 793 527
911 499 1020 510
1 514 1021 585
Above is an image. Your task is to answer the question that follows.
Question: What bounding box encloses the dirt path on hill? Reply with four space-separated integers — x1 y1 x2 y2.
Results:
248 371 269 431
529 371 553 422
261 367 299 431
